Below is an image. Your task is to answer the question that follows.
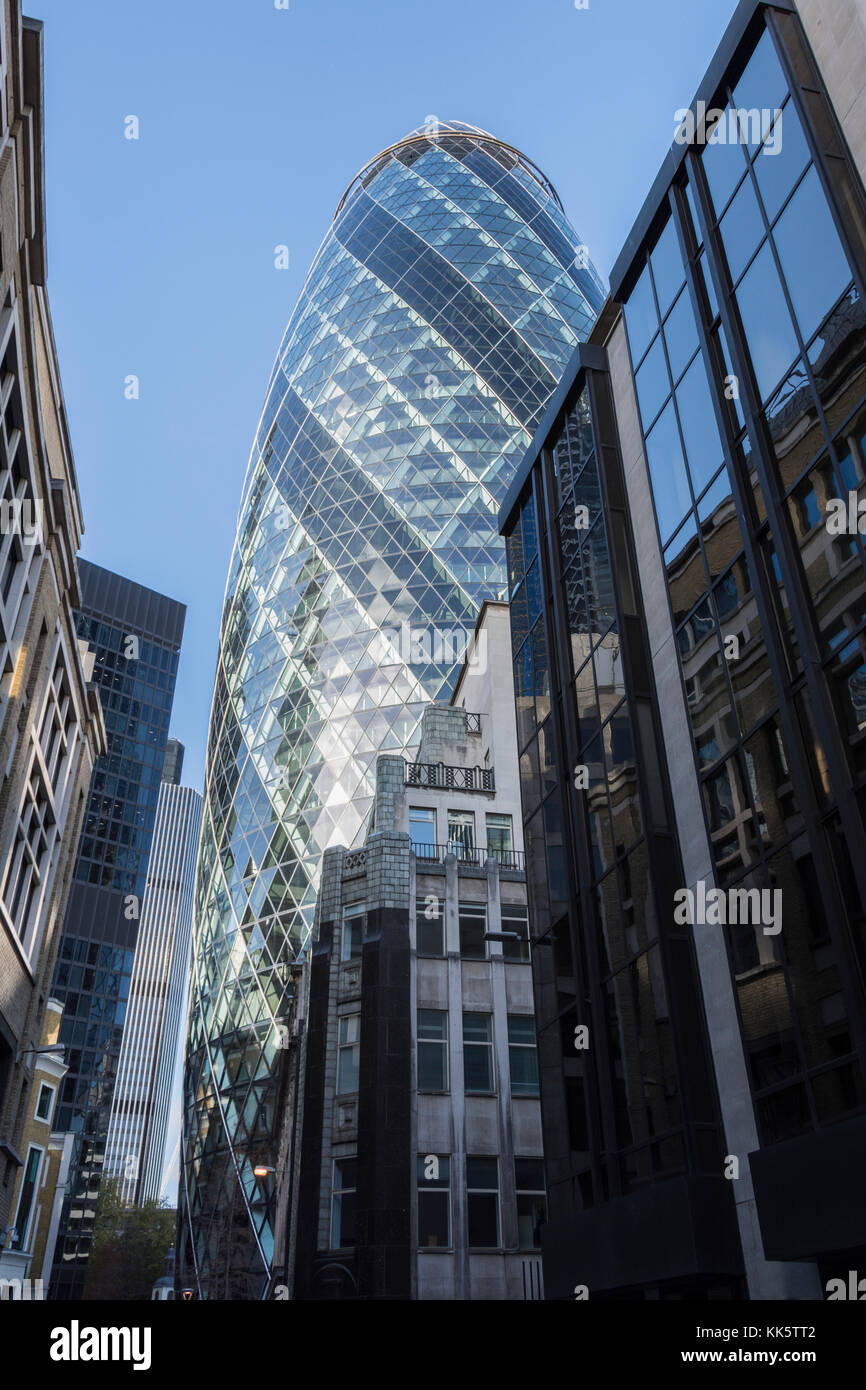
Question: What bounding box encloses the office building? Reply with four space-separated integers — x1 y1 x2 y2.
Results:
49 561 185 1299
185 120 604 1295
104 750 201 1206
277 604 543 1300
0 0 106 1262
499 0 866 1299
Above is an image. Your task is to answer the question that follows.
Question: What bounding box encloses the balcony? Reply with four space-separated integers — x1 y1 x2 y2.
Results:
411 842 524 871
404 760 494 793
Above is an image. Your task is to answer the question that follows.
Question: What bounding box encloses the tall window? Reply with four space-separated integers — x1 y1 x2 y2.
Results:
501 901 530 962
337 1014 360 1094
11 1145 42 1250
466 1157 500 1247
2 761 56 952
508 1015 540 1096
417 1009 448 1091
515 1158 546 1249
416 894 445 956
486 813 513 861
417 1154 450 1248
331 1158 357 1248
463 1013 494 1093
341 907 364 962
459 900 487 959
35 1083 54 1122
447 809 475 858
39 652 76 796
409 807 436 857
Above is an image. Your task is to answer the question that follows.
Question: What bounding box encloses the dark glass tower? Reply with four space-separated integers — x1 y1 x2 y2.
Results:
49 560 185 1300
500 0 866 1299
184 121 604 1297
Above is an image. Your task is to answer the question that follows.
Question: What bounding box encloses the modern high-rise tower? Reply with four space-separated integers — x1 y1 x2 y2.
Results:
184 120 604 1296
104 746 201 1206
49 562 185 1300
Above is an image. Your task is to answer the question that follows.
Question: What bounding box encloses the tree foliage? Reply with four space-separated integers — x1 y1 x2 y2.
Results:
84 1176 176 1301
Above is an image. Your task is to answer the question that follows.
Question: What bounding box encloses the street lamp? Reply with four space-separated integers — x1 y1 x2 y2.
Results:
15 1043 65 1065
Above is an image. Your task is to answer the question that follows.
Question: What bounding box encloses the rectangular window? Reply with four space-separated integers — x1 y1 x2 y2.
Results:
337 1014 360 1095
416 894 445 956
466 1156 500 1248
12 1145 42 1250
447 806 475 856
515 1158 546 1249
417 1154 450 1248
463 1013 494 1094
447 809 475 858
486 813 513 862
417 1009 448 1091
341 908 364 962
501 901 530 962
330 1158 357 1249
409 807 436 857
508 1015 540 1096
459 900 487 959
35 1082 54 1122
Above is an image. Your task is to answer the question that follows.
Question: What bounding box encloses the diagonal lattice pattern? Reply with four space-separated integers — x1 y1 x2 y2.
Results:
183 121 604 1297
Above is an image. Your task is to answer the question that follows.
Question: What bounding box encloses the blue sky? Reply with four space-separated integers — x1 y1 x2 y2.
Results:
35 0 738 791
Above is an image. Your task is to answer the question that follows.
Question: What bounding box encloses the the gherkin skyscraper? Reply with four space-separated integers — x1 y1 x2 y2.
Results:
183 120 604 1296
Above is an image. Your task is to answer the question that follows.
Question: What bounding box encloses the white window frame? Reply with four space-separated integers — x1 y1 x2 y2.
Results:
336 1013 360 1095
35 1081 56 1124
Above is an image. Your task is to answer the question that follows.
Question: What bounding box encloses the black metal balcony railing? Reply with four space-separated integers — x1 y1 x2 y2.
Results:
404 760 495 792
411 841 525 870
465 711 482 735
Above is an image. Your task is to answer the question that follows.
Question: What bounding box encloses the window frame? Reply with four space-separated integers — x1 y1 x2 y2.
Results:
463 1011 495 1095
466 1155 501 1249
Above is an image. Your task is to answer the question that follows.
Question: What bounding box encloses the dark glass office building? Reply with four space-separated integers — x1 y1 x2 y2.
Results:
49 560 185 1299
185 120 604 1298
501 0 866 1298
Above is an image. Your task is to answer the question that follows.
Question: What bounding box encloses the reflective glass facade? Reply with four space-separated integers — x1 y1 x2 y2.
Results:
501 1 866 1298
502 363 738 1298
184 121 603 1296
49 561 185 1300
622 13 866 1159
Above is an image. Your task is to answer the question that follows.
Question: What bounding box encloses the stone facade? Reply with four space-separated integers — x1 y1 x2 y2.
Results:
0 1 105 1258
288 603 544 1299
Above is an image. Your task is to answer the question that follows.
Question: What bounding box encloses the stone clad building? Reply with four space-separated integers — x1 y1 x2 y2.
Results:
0 0 106 1267
283 604 544 1300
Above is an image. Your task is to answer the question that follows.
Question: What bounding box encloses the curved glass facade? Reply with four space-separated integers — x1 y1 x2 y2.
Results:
183 120 604 1296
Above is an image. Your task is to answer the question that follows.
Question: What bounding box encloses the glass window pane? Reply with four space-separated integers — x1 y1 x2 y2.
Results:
624 264 657 364
736 242 799 400
676 354 725 497
459 902 486 958
732 27 789 136
635 333 670 431
467 1192 499 1247
720 175 765 283
650 218 686 318
773 166 853 344
418 1188 450 1248
754 101 810 222
702 112 749 215
409 807 436 849
663 287 699 383
645 400 692 542
517 1193 546 1249
466 1156 499 1189
417 895 444 955
510 1047 539 1096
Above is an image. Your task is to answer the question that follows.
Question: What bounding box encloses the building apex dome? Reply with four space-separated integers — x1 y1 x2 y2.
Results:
335 121 563 217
